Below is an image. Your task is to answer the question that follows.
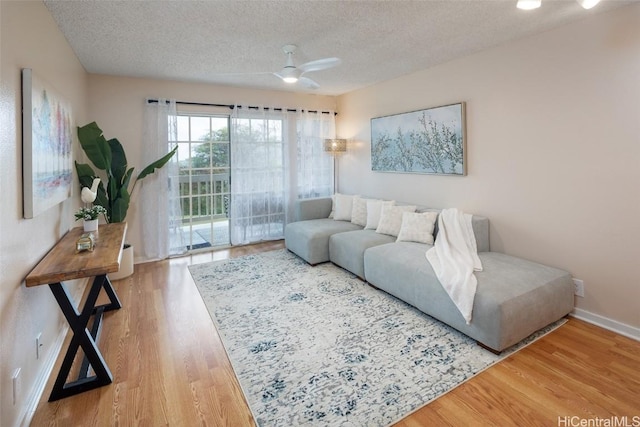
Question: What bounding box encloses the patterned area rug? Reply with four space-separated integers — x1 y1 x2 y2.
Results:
188 249 564 427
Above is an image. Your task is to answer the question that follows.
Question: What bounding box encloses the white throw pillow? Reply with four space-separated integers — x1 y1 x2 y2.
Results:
351 196 369 227
333 193 356 221
364 200 394 229
376 205 417 236
396 211 439 244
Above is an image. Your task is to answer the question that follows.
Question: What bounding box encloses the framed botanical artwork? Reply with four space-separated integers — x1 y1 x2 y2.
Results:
371 102 466 176
22 68 73 218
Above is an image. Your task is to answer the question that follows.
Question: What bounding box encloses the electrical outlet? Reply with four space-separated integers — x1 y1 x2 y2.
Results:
573 278 585 298
12 368 21 405
36 332 43 359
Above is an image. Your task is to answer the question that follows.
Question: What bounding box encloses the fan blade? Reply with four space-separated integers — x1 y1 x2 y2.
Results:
298 57 341 74
299 77 320 90
213 71 273 77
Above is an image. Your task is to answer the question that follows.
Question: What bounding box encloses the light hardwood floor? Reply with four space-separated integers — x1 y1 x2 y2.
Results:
31 242 640 426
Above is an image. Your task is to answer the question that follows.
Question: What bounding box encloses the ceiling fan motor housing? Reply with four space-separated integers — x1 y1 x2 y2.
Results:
276 43 340 88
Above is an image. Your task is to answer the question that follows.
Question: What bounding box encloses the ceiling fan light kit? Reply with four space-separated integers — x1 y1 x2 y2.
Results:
272 44 341 89
576 0 601 9
280 67 300 84
517 0 600 10
517 0 541 10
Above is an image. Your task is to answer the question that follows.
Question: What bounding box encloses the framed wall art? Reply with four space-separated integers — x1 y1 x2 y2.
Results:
22 68 73 218
371 102 466 176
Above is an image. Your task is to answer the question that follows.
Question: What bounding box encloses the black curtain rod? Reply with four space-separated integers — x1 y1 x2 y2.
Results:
147 99 336 115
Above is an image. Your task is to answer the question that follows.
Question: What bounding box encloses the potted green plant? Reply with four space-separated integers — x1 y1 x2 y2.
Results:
74 205 107 232
75 122 177 223
75 121 178 278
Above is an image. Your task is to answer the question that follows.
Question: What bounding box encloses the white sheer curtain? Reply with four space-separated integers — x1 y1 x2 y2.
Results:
296 110 335 199
140 98 186 259
230 107 290 245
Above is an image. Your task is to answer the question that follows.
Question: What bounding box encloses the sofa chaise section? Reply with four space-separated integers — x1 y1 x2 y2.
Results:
364 242 574 352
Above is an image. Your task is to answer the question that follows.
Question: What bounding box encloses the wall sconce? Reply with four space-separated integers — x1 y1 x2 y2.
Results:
324 139 347 193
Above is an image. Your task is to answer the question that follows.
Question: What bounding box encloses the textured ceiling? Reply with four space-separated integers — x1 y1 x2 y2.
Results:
43 0 630 96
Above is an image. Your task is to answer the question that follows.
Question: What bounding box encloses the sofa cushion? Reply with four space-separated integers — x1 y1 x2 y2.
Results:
364 243 574 351
334 193 356 221
365 199 394 230
285 218 362 265
396 211 438 244
329 230 395 279
376 204 416 236
350 196 370 227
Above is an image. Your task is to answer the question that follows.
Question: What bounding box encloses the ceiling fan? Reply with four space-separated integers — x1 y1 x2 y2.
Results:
273 44 341 90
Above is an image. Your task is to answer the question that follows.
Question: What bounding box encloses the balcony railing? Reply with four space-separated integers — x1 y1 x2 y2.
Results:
177 173 230 223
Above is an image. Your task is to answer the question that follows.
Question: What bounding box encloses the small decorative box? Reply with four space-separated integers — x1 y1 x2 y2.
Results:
76 232 96 253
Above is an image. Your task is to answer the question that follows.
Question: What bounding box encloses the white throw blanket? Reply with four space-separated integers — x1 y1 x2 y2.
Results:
426 208 483 324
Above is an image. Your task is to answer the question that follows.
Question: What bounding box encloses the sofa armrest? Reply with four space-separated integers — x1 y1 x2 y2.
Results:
294 197 332 221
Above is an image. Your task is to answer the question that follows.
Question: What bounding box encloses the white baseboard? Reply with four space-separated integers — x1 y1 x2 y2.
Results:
19 325 68 427
570 308 640 342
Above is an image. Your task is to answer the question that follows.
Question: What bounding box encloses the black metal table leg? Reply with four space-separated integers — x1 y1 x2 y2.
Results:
47 274 121 401
94 274 122 312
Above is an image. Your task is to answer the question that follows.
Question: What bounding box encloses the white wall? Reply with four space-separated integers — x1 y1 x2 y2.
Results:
337 4 640 329
0 2 88 426
87 74 337 262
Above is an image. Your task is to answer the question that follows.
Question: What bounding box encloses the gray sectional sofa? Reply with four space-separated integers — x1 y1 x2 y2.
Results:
284 196 574 352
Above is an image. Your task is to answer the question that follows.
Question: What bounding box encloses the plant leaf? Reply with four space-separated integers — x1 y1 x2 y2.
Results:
122 167 134 192
108 138 128 185
136 146 178 181
107 174 118 212
75 162 96 189
77 122 111 171
110 188 130 223
94 186 109 214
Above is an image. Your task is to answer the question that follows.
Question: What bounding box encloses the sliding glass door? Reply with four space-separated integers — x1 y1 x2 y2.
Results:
174 107 335 251
230 112 287 245
176 114 230 251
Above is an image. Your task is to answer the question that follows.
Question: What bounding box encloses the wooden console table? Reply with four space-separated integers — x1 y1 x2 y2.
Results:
25 222 127 401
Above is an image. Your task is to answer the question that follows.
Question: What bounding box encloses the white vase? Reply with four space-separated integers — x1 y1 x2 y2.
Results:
83 219 99 233
109 244 134 280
